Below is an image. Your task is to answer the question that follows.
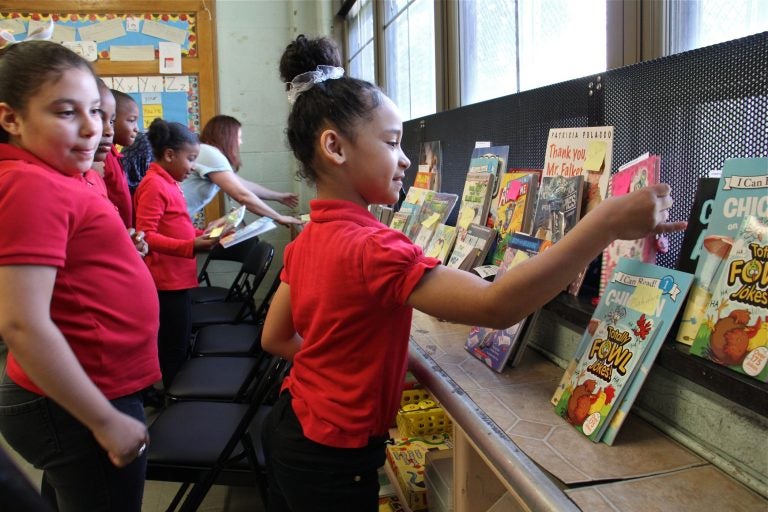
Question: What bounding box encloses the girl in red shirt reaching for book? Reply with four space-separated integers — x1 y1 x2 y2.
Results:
134 119 219 389
0 40 160 511
260 35 688 512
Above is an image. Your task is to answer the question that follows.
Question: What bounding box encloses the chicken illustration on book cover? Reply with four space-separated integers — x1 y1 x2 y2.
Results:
552 258 693 443
465 233 549 372
689 215 768 382
676 158 768 345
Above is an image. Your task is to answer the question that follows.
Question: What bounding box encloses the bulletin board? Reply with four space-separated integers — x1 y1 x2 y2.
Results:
0 0 221 215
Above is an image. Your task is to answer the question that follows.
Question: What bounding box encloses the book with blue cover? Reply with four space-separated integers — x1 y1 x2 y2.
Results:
552 258 693 444
689 215 768 382
676 158 768 345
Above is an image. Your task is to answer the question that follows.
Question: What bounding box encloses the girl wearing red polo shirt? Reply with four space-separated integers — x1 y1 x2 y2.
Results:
134 119 218 389
260 35 688 512
0 40 159 511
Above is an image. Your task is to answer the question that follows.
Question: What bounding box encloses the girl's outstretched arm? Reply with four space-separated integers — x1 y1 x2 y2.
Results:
407 184 687 329
262 282 303 360
0 265 148 468
208 171 302 226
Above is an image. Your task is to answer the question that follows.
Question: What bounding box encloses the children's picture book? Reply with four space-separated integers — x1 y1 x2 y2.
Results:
676 177 720 274
465 223 497 269
470 145 510 219
530 175 584 244
409 191 459 241
599 153 660 295
204 205 245 238
424 224 457 263
541 126 614 214
465 233 548 372
389 211 411 233
689 215 768 382
415 140 442 191
220 216 277 248
455 171 495 240
491 170 541 265
676 157 768 345
552 258 693 443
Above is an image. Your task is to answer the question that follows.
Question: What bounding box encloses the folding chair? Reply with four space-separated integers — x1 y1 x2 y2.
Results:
190 269 282 357
190 241 274 329
146 356 290 512
190 237 260 304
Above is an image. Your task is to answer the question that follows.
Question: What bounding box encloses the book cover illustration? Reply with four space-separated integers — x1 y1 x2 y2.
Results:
599 153 660 295
530 175 584 244
465 223 497 269
552 258 693 443
455 171 495 240
542 126 614 214
689 215 768 382
389 211 411 233
465 233 547 372
424 224 457 263
205 205 245 238
408 191 458 241
415 140 442 191
393 187 430 238
470 145 510 219
676 158 768 345
491 170 540 265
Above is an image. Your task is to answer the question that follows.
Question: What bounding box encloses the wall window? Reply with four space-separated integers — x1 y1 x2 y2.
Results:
382 0 436 120
459 0 606 106
665 0 768 54
347 0 376 83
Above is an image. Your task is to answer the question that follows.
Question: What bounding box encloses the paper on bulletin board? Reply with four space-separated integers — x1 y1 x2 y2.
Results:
142 19 187 45
112 76 139 93
158 42 182 74
78 18 126 43
164 75 190 92
141 92 162 105
52 23 77 42
111 45 155 61
62 41 97 62
138 76 164 93
0 18 25 35
143 104 164 129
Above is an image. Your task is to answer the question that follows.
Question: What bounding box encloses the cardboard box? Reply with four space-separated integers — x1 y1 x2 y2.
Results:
385 433 452 511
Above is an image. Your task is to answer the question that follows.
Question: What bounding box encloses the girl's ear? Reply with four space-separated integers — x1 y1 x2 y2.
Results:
162 147 175 162
0 103 21 137
318 128 346 166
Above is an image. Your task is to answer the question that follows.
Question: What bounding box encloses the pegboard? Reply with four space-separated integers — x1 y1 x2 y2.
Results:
402 31 768 270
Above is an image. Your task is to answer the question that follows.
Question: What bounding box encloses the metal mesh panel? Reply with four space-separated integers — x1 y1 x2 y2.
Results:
402 32 768 268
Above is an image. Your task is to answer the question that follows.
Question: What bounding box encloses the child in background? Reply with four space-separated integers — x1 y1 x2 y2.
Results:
103 89 139 228
182 114 302 226
260 35 688 512
0 40 159 511
122 130 154 194
134 118 219 388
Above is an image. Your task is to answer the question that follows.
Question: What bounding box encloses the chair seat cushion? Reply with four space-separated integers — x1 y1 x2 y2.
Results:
194 323 263 356
190 286 232 304
167 357 259 401
191 301 250 327
148 401 249 466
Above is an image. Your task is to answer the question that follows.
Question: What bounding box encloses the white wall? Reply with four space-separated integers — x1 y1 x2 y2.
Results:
212 0 337 290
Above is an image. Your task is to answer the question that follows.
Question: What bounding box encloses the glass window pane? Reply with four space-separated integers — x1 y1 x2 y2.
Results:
384 0 436 120
384 0 411 24
459 0 518 106
517 0 606 91
408 0 436 118
349 12 360 55
362 0 374 42
361 42 376 84
666 0 768 55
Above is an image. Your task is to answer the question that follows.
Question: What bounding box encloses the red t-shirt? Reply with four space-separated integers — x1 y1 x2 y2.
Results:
281 199 441 448
134 162 200 291
102 145 133 229
0 144 160 399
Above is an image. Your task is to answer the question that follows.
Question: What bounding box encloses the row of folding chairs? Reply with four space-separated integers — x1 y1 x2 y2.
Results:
145 237 288 511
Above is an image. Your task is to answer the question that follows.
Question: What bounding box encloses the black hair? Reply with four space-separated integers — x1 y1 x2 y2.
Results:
111 89 137 110
146 118 198 160
122 131 154 193
0 40 95 143
279 34 382 183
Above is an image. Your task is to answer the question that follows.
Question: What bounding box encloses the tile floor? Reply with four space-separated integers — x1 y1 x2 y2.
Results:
0 346 265 511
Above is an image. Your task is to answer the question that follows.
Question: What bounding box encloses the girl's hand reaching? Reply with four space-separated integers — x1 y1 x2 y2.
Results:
274 214 304 227
91 409 149 468
598 183 687 241
277 192 299 208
